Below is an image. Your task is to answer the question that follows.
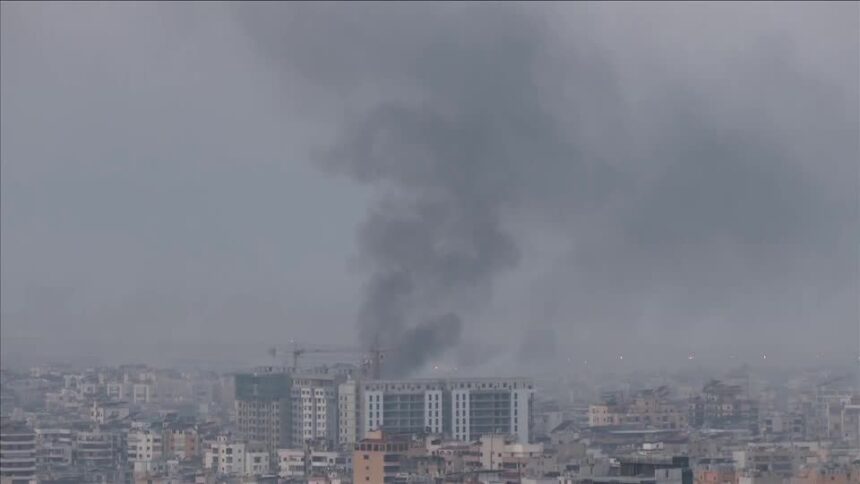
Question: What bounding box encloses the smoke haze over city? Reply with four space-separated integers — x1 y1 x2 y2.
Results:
1 2 858 374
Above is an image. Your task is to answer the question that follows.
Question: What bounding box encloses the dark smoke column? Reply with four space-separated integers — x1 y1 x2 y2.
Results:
322 105 520 377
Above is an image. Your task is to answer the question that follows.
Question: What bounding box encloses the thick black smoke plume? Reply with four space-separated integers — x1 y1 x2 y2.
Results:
324 104 524 376
236 3 858 371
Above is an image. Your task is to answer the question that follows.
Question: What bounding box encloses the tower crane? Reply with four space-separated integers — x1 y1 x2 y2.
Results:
270 342 396 379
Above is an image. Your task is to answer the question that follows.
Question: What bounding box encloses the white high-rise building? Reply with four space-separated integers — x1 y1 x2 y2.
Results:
356 377 534 443
290 375 338 448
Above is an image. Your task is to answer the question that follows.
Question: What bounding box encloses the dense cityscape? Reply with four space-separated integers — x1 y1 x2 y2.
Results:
1 352 859 483
2 1 858 484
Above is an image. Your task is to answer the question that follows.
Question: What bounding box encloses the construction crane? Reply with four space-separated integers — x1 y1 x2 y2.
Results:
288 345 368 371
273 342 396 379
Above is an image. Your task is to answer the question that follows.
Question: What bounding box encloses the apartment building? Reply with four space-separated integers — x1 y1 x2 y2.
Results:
357 377 534 443
290 374 338 448
127 428 162 476
589 387 687 430
234 369 291 458
277 449 305 480
162 424 200 461
0 418 36 484
352 430 409 483
338 379 359 448
205 438 246 476
34 428 73 473
90 400 130 424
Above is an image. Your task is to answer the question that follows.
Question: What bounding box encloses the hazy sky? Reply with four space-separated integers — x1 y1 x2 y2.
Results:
1 2 857 371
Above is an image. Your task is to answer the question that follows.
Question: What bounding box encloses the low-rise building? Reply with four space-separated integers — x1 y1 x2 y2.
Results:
277 449 305 480
90 401 129 424
352 430 409 484
127 428 162 476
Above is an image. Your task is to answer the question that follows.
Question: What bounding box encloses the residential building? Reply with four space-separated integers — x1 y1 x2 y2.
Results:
352 430 409 483
90 400 130 424
205 438 246 476
338 379 359 448
161 421 200 461
0 418 36 484
127 428 162 476
277 448 305 480
244 444 270 476
291 374 338 448
358 377 534 443
34 428 73 472
74 430 119 472
590 387 688 430
234 369 291 458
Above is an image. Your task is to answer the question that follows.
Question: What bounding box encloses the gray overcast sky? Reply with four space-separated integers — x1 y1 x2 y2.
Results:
1 2 858 372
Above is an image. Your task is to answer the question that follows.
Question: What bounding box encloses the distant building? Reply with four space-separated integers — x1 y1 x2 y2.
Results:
0 418 37 484
74 430 119 474
234 369 291 458
358 377 534 443
290 374 338 448
90 400 129 424
591 455 693 484
127 428 162 476
234 367 343 460
205 438 246 476
277 448 305 480
589 387 687 430
338 379 359 448
690 380 758 432
244 444 270 476
162 423 200 461
352 430 409 484
34 428 73 473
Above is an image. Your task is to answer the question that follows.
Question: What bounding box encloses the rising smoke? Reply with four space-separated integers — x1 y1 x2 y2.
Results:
236 3 859 373
322 102 525 376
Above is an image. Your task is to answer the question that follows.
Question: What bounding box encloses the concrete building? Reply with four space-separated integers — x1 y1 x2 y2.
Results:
589 388 688 430
131 383 154 404
74 430 118 472
590 455 693 484
90 400 130 424
234 369 291 458
127 428 163 476
837 403 860 445
0 419 37 484
352 430 409 484
789 464 860 484
205 438 246 476
34 428 73 472
691 380 759 432
291 374 338 448
162 424 199 461
733 444 803 479
338 379 359 448
105 382 125 401
308 449 347 476
244 444 270 476
358 377 534 443
277 448 305 480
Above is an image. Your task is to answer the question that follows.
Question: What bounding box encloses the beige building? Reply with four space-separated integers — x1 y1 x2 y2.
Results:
589 391 687 430
352 430 408 483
